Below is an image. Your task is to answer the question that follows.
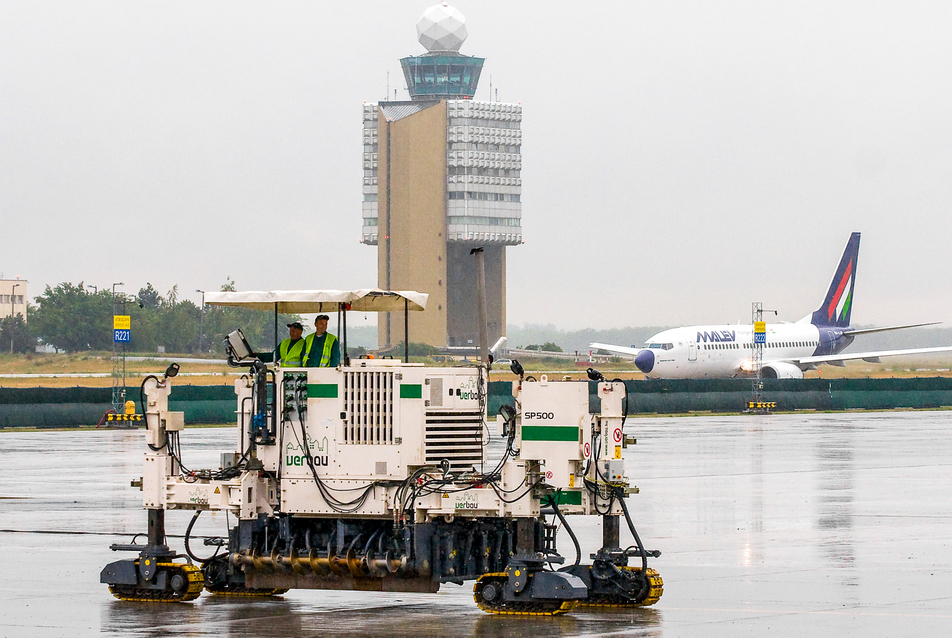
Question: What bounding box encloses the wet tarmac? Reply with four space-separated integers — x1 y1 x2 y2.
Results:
2 411 951 637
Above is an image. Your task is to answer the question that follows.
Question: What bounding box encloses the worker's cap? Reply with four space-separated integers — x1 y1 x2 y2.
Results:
315 314 330 321
287 322 304 330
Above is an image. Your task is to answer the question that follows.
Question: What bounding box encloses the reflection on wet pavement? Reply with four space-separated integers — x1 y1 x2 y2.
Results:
2 412 952 637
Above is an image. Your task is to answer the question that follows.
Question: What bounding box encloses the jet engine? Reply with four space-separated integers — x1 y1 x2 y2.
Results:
760 362 804 379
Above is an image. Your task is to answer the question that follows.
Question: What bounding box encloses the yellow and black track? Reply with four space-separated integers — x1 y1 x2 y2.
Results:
205 584 289 597
108 562 204 603
473 573 578 616
576 567 664 608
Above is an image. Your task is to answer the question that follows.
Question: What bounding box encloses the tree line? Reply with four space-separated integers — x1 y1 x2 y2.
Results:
1 279 298 355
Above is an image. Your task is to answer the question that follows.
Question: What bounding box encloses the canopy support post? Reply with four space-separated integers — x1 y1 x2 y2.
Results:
404 298 409 364
342 303 349 366
273 303 278 353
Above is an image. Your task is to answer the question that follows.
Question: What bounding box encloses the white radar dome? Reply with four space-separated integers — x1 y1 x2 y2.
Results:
417 2 468 52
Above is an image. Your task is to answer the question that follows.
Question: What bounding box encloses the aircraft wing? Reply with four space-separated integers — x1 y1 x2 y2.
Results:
797 346 952 365
843 321 940 336
589 342 640 358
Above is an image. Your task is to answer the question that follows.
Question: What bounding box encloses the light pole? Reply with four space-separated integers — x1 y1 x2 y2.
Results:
87 284 98 294
111 282 125 410
196 289 205 354
10 283 20 353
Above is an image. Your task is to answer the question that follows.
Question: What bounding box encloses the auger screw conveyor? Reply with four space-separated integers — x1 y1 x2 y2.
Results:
100 289 663 614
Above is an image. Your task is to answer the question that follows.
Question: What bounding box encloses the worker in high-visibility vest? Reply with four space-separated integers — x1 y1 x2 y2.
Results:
304 314 340 367
275 321 307 366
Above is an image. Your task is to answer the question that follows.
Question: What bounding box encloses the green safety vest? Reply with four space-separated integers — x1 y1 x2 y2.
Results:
278 337 306 367
305 332 338 367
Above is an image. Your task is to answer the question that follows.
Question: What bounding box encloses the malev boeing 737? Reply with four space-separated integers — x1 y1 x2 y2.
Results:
591 233 952 379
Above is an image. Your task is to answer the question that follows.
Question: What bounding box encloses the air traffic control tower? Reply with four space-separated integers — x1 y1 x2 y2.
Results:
361 2 523 349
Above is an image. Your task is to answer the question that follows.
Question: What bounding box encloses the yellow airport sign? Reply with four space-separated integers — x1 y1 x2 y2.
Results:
754 321 766 333
114 315 131 330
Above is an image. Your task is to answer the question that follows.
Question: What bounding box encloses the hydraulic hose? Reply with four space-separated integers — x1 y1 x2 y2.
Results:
184 510 221 563
547 493 581 567
616 488 648 572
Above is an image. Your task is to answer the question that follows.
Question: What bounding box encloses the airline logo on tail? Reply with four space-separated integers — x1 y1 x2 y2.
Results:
811 232 860 328
827 263 853 324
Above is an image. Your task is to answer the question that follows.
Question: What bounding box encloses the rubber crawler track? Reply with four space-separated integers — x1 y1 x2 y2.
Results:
473 573 578 616
576 567 664 608
108 562 204 603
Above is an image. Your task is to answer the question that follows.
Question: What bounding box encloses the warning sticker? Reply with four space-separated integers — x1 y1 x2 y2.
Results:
613 428 622 443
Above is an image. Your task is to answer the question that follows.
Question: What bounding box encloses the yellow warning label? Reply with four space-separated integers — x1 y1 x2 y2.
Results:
442 493 449 498
569 474 575 488
214 487 221 494
614 446 622 459
114 315 131 329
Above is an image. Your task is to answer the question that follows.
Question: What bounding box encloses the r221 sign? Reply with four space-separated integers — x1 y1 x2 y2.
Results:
114 329 131 343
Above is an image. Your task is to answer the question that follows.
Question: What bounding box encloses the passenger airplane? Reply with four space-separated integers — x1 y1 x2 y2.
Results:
591 233 952 379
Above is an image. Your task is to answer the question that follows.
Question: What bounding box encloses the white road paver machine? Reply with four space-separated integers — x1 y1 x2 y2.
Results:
100 289 662 615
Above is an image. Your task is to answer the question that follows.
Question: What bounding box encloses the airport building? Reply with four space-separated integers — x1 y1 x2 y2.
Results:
361 2 522 349
0 278 28 321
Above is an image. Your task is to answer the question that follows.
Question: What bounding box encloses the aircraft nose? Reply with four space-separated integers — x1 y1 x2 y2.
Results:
634 349 654 373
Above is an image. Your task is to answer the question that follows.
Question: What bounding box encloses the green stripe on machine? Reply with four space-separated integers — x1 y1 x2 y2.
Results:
400 384 423 399
307 384 338 398
551 490 582 506
522 426 579 442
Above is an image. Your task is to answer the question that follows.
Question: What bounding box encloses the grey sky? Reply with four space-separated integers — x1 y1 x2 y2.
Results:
2 1 950 330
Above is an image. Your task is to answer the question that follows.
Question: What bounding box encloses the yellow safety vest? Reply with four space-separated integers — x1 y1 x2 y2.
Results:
304 332 338 367
278 338 306 366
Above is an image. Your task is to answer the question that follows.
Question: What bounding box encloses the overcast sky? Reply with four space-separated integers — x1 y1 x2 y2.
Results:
2 1 951 330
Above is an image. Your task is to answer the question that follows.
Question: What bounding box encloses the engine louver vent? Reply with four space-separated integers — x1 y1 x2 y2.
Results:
343 371 394 444
425 410 484 470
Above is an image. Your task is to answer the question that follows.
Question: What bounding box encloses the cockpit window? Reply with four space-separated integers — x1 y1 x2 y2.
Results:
648 342 674 350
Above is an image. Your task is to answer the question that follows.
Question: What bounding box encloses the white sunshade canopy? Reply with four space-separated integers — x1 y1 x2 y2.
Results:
205 289 428 313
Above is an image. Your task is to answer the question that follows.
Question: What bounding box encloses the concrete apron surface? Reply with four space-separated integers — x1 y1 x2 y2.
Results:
0 412 950 637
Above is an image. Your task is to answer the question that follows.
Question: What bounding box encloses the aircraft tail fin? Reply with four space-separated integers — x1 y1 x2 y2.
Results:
811 232 860 328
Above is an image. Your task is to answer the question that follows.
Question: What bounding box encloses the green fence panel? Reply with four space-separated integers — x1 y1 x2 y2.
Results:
0 387 111 405
487 381 515 417
4 379 952 428
0 403 113 428
168 400 235 424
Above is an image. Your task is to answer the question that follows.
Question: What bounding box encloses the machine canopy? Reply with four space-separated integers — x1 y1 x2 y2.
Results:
205 289 428 313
